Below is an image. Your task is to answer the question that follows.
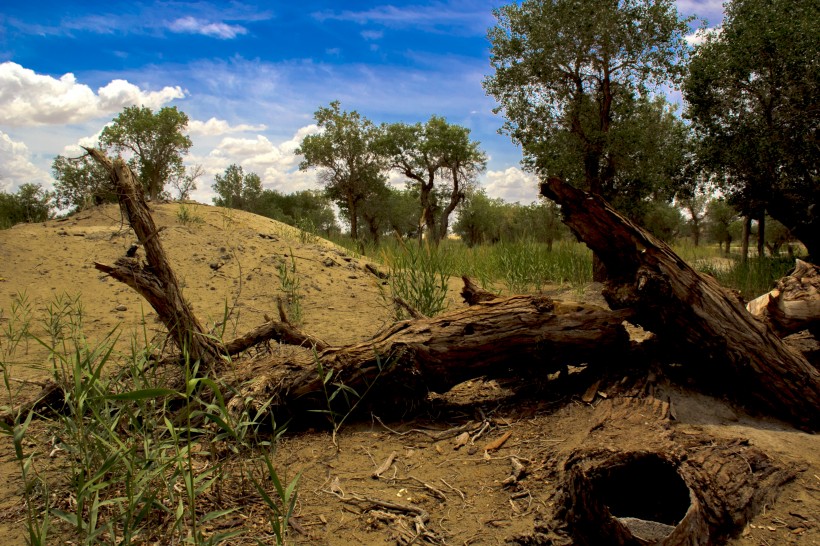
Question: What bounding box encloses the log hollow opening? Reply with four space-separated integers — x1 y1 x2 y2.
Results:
593 453 690 527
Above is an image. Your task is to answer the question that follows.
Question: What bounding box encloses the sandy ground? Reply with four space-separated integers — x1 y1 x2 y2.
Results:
0 203 817 545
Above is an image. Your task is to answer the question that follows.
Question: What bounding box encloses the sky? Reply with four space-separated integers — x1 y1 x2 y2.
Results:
0 0 725 206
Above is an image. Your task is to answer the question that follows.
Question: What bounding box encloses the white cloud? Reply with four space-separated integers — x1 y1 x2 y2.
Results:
312 4 493 34
482 167 540 204
187 124 321 202
167 17 248 39
361 30 384 40
188 117 267 136
685 26 721 46
0 131 54 192
0 62 185 127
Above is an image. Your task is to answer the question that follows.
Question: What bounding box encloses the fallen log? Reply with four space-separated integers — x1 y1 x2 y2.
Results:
226 295 633 422
540 177 820 430
746 259 820 337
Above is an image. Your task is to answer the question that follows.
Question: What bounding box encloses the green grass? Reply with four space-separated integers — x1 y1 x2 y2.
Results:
1 294 298 545
697 256 797 301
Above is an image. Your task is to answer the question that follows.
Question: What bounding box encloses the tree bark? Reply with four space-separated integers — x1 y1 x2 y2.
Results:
746 259 820 337
85 148 298 366
534 396 798 546
540 177 820 431
86 148 224 365
226 294 633 423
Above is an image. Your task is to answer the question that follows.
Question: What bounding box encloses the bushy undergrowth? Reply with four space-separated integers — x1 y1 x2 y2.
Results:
0 294 299 545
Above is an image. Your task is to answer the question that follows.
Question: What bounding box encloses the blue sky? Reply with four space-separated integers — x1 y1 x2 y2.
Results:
0 0 725 205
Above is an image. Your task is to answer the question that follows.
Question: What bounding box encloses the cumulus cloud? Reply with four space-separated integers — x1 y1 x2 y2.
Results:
187 124 322 202
167 17 248 39
188 117 267 136
0 62 185 127
0 131 54 193
482 167 540 204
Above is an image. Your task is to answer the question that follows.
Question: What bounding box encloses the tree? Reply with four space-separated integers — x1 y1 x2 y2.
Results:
0 184 52 229
211 164 263 211
254 189 340 236
99 106 192 201
641 201 685 242
376 116 487 242
484 0 690 195
684 0 820 259
679 193 708 246
296 102 387 241
52 152 117 211
170 164 203 201
484 0 690 276
705 198 739 255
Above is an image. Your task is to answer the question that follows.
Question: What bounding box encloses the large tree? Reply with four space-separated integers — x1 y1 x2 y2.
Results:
484 0 691 278
296 101 387 241
376 116 486 242
99 106 192 201
484 0 691 196
683 0 820 260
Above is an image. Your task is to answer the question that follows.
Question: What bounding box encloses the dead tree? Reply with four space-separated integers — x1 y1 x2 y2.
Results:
86 149 304 366
540 177 820 430
86 148 224 364
746 259 819 337
523 396 798 546
227 295 633 422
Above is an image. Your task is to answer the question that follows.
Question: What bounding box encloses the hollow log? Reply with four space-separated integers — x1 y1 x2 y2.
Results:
226 295 633 422
540 177 820 430
746 259 820 337
520 396 798 546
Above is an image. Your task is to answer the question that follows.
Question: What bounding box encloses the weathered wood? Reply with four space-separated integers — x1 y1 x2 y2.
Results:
746 259 820 337
540 177 820 430
524 396 798 546
86 149 300 365
86 148 224 365
227 295 633 422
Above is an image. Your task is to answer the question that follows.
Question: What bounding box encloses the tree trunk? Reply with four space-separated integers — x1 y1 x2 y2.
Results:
437 165 463 242
226 294 633 424
757 211 765 258
741 215 751 264
86 148 304 366
86 148 224 365
540 177 820 431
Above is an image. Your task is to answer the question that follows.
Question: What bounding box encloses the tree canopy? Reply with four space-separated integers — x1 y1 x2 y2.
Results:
99 106 192 201
683 0 820 259
211 164 263 210
0 184 52 229
52 153 117 211
296 101 387 241
483 0 691 199
376 116 487 242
